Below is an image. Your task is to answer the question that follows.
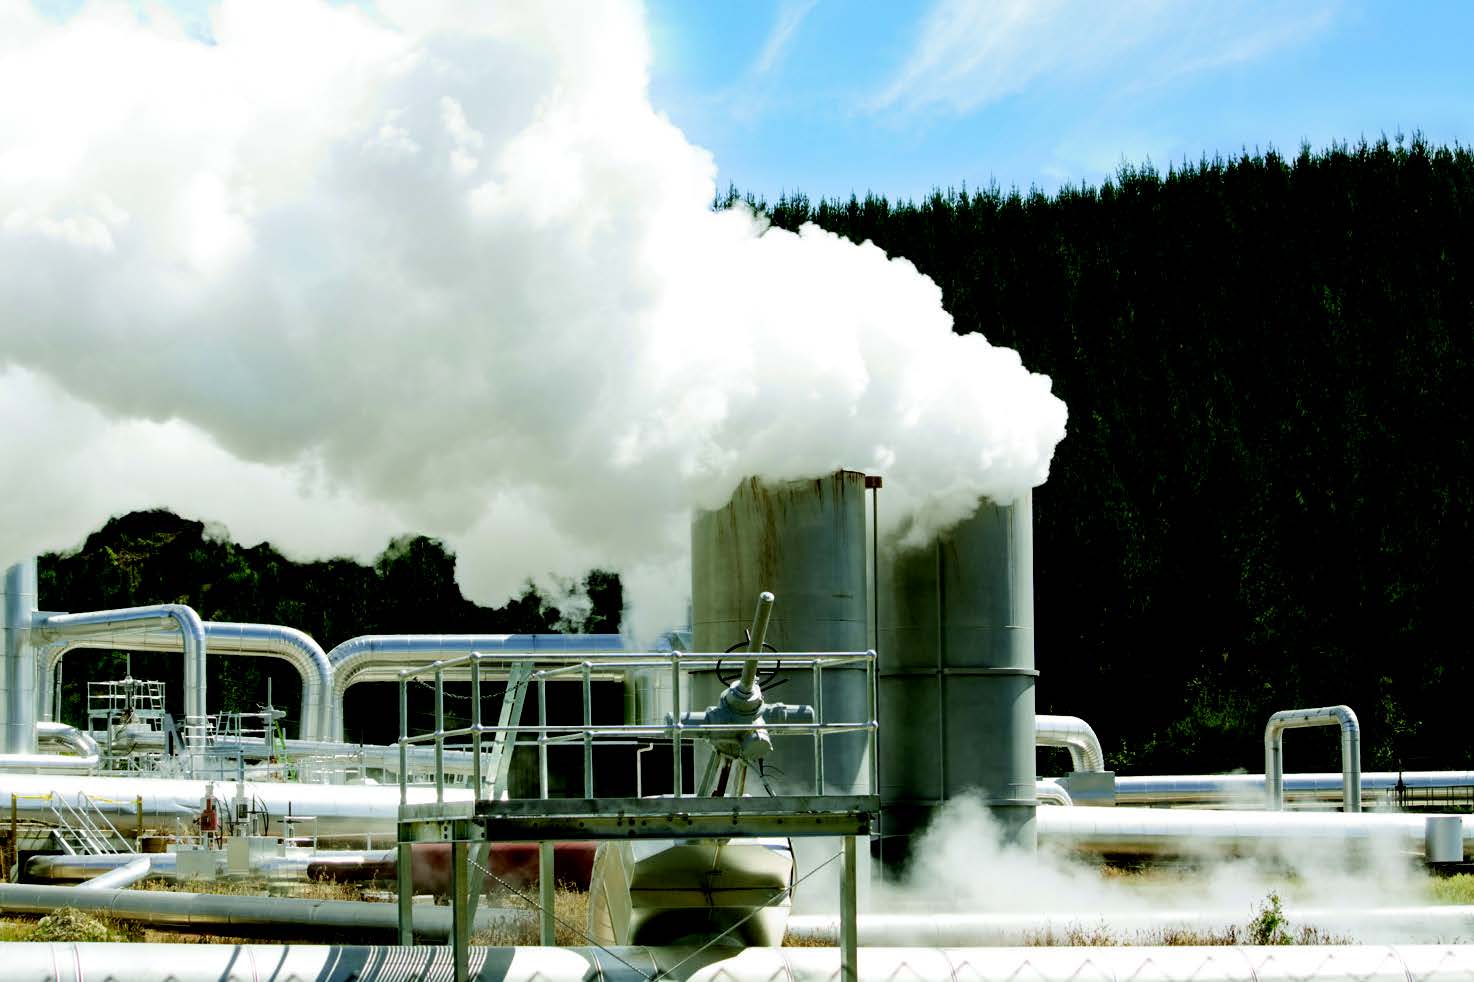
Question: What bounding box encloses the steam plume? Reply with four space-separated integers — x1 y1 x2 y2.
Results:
0 0 1067 636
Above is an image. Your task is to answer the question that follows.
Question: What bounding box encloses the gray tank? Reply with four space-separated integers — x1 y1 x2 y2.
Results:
877 494 1038 868
690 472 871 798
2 559 39 755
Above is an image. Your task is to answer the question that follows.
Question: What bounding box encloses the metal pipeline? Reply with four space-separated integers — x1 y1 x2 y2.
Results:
1113 770 1474 808
41 621 332 740
5 943 1474 982
325 634 626 741
786 906 1474 946
1035 715 1105 773
35 605 208 722
76 856 153 890
1265 705 1360 812
0 721 103 772
0 883 531 942
1037 804 1472 861
1036 779 1073 806
0 771 474 837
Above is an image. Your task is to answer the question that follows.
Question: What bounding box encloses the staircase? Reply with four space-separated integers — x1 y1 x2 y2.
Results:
45 792 135 856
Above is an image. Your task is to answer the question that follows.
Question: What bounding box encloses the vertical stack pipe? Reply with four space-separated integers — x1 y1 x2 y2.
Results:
690 471 872 799
2 559 40 755
877 494 1038 868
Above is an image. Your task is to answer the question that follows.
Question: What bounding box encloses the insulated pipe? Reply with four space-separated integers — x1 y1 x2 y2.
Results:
0 883 530 942
1265 705 1361 812
36 605 208 723
41 622 332 740
1035 715 1105 773
76 856 153 890
5 943 1474 982
0 771 474 837
1036 779 1073 806
1 559 39 755
325 634 626 741
1 720 103 772
786 906 1474 946
1036 803 1473 861
1113 770 1474 808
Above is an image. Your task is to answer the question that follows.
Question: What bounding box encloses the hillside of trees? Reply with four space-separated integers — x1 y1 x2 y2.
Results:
37 136 1473 775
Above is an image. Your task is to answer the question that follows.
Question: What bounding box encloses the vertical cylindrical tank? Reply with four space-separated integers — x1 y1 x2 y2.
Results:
690 471 871 797
877 494 1037 868
2 559 40 755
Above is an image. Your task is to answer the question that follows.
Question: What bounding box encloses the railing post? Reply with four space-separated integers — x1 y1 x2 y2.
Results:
537 672 549 800
812 660 825 795
582 662 593 799
398 676 408 806
434 666 445 805
470 656 483 799
670 651 682 797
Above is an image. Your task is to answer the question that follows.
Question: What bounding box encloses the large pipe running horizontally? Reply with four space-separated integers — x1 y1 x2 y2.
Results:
786 906 1474 946
1036 803 1472 861
35 605 208 723
325 634 626 741
42 621 333 740
5 942 1474 982
1112 770 1474 808
1265 705 1360 812
0 883 530 942
1035 715 1105 773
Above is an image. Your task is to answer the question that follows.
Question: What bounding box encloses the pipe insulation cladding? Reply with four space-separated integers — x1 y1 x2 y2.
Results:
35 604 208 722
1265 705 1361 813
1 558 39 755
6 943 1474 982
878 494 1038 865
42 621 332 740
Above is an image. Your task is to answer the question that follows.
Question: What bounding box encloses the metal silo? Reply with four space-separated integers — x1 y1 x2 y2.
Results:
877 493 1038 867
2 559 39 755
690 471 871 798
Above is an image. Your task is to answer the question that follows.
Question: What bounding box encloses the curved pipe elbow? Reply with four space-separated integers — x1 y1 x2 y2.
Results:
1264 705 1361 813
1035 715 1106 773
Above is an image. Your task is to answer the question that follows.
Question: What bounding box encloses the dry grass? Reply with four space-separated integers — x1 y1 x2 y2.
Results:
137 876 367 901
473 885 589 947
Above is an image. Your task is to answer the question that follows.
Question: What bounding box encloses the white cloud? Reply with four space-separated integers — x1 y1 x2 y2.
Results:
751 0 818 78
872 0 1337 115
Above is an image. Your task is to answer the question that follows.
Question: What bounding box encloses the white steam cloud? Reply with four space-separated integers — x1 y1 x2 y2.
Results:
0 0 1066 636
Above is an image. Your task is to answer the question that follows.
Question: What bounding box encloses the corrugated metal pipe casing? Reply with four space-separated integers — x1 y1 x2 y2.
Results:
878 494 1038 865
2 559 40 755
690 471 872 798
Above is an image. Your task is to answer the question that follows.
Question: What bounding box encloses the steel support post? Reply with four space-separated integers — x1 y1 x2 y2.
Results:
396 840 413 945
539 840 556 945
451 838 470 982
840 834 857 982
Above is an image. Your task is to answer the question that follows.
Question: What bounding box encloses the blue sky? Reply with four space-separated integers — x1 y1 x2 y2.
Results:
645 0 1474 203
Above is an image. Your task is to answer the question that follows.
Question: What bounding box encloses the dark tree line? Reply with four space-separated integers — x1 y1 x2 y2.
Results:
727 135 1474 774
37 136 1473 775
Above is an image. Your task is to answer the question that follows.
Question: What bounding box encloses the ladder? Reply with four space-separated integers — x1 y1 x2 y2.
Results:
486 666 532 797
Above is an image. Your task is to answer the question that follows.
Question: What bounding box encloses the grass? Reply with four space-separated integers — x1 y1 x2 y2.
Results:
472 885 590 947
1430 874 1474 905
